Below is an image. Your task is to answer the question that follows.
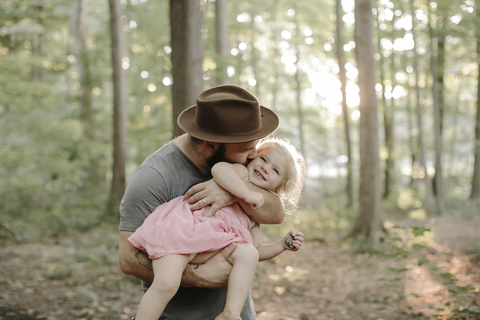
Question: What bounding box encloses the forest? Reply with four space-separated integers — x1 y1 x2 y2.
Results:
0 0 479 319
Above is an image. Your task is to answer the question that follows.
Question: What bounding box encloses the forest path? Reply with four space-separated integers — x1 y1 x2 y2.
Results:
0 216 479 320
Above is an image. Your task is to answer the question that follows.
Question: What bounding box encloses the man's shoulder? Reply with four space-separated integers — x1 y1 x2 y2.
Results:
136 142 185 174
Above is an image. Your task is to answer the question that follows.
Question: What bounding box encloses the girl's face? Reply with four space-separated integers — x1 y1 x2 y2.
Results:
247 146 288 191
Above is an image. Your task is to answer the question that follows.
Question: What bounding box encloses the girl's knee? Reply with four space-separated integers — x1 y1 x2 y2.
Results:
231 243 259 264
151 276 181 297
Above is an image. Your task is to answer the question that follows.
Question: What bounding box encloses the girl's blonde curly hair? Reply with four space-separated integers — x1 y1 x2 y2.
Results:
257 137 306 214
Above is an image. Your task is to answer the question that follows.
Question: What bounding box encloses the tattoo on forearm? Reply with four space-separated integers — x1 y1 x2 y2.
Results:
135 250 153 271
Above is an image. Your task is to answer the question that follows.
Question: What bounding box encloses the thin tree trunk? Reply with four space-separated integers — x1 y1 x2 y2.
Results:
335 0 353 207
471 5 480 200
374 5 393 199
107 0 127 217
170 0 204 139
249 10 260 98
72 0 101 183
294 44 305 155
410 0 435 216
271 59 279 111
430 0 446 202
349 0 384 239
449 78 462 177
291 4 304 154
32 3 45 80
215 0 229 85
72 0 93 125
404 55 417 187
384 51 395 199
428 10 445 213
270 8 281 112
385 24 397 199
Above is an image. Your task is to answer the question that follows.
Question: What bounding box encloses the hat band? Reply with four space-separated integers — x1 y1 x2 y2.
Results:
197 123 263 137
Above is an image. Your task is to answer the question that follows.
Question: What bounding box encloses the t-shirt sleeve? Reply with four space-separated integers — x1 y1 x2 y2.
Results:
119 165 168 232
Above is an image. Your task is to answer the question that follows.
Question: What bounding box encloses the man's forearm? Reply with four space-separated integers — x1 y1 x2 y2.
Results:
239 181 285 224
119 231 154 283
120 231 234 289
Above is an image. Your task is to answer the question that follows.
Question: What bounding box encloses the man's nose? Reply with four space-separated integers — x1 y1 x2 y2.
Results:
248 149 258 159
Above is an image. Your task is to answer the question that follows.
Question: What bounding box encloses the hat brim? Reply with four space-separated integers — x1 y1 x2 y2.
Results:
178 105 280 143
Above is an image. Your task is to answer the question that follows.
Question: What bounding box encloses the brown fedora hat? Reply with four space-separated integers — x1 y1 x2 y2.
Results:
177 84 279 143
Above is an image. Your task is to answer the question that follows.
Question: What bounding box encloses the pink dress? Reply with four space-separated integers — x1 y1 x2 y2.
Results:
128 196 254 260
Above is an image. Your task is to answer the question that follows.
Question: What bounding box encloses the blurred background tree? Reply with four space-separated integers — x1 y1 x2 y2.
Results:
0 0 479 242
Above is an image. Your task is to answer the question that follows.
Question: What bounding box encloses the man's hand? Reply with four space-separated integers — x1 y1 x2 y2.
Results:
180 243 236 289
185 179 236 218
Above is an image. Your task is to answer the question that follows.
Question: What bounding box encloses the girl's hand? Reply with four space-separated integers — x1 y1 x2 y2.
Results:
283 231 304 251
244 191 264 209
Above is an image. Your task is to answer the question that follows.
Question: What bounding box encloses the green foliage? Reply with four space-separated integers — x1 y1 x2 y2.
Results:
0 0 111 239
0 0 479 246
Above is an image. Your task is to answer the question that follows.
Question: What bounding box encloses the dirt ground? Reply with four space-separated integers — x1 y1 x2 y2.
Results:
0 215 479 320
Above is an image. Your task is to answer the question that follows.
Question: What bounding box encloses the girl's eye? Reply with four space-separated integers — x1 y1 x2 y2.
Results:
261 157 266 162
273 169 279 174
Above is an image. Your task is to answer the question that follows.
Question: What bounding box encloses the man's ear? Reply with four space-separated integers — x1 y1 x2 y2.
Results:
204 141 218 153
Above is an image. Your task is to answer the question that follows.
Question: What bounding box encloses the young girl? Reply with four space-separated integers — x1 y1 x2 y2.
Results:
129 138 306 320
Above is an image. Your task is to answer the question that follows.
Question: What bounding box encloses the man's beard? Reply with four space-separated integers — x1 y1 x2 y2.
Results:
206 144 229 169
205 144 250 169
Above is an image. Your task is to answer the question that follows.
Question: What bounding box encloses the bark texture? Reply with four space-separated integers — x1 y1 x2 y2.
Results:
107 0 127 217
349 0 384 238
471 5 480 200
336 0 353 206
215 0 229 85
410 0 435 215
170 0 204 139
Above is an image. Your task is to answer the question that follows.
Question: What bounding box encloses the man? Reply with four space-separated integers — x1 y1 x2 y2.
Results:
119 84 285 319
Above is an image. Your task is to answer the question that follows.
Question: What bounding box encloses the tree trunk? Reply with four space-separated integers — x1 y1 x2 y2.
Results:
383 70 395 199
410 0 436 216
72 0 102 184
294 44 305 155
215 0 229 85
449 82 461 177
270 8 281 112
349 0 384 239
404 55 417 187
72 0 92 124
374 6 394 200
249 10 260 98
107 0 127 217
32 3 45 80
170 0 204 139
429 0 446 204
471 5 480 200
428 11 445 213
385 22 397 199
335 0 353 207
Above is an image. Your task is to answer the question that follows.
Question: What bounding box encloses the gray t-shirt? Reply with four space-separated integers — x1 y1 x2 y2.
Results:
120 141 256 320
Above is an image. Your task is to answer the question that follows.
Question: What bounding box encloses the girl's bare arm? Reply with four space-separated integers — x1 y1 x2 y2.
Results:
210 162 264 211
250 224 304 261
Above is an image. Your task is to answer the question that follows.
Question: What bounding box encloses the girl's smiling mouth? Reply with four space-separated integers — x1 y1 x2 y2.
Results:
254 170 266 181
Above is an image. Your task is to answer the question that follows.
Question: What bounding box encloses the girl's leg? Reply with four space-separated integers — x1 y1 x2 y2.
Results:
215 243 259 320
189 250 221 264
134 254 189 320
